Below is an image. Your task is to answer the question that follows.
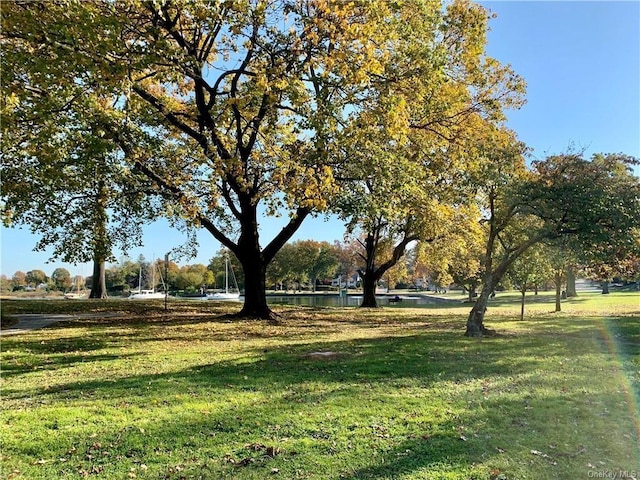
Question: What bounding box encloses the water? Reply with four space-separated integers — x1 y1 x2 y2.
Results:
266 294 450 308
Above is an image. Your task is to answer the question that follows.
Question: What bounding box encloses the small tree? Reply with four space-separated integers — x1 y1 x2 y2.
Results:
507 244 553 320
51 268 73 292
26 269 48 288
11 271 27 290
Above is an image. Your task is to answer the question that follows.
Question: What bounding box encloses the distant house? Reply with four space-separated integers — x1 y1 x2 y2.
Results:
331 274 360 288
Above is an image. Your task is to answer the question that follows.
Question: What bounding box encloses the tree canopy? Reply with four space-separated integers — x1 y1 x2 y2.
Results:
333 0 525 307
2 0 422 318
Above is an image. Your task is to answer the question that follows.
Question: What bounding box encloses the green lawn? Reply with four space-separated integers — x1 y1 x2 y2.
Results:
1 291 638 479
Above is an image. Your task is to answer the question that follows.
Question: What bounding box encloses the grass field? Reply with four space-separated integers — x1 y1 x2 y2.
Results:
1 291 638 479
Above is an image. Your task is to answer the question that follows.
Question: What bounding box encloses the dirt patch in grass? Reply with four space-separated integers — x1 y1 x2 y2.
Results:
305 350 345 359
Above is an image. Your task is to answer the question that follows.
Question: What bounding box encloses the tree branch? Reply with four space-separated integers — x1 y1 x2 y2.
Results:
263 207 312 264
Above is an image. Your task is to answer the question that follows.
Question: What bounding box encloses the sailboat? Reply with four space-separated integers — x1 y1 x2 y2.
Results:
207 257 240 301
129 264 166 300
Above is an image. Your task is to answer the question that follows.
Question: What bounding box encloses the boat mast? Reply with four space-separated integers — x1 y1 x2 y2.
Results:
225 257 229 294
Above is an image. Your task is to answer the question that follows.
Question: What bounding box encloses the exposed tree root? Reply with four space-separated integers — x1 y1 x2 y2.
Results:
221 308 282 325
464 326 497 338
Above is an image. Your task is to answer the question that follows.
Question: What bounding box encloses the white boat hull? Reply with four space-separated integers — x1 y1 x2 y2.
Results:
206 292 241 301
129 290 166 300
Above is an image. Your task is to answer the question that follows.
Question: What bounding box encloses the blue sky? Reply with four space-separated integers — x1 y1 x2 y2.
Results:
1 1 639 277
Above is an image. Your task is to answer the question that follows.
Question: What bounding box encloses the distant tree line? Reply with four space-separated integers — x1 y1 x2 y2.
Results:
3 238 638 301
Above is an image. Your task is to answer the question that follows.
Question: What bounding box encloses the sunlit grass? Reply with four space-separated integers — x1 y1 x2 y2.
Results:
1 291 638 479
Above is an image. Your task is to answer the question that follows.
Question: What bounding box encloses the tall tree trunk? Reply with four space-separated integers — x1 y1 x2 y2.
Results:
89 257 108 299
89 180 108 299
566 266 577 297
357 227 418 309
554 271 562 312
520 288 526 321
465 242 535 336
234 203 275 320
238 256 272 319
359 232 379 308
361 272 379 307
465 282 492 337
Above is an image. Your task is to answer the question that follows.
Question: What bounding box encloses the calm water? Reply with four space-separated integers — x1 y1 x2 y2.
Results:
266 294 450 308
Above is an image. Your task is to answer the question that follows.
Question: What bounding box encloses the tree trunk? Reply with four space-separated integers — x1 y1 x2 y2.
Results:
566 267 577 297
465 284 492 337
467 285 476 303
222 199 309 322
237 255 273 320
361 272 379 308
89 257 108 299
465 249 524 336
554 271 562 312
90 182 108 300
601 281 610 294
520 288 526 321
359 232 380 308
356 226 418 309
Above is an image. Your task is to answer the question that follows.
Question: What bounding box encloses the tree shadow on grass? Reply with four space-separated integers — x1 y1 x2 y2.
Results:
3 327 601 402
338 389 640 480
1 334 108 355
0 352 140 379
4 323 639 479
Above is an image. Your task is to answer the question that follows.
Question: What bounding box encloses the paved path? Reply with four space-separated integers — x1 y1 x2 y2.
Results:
0 313 122 336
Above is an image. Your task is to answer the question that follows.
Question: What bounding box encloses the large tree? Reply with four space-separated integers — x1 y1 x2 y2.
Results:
335 0 525 307
11 271 27 290
466 149 640 336
1 12 164 299
26 269 48 287
3 0 406 319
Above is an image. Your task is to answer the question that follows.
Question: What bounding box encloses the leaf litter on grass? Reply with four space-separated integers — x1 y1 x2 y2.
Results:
1 294 638 479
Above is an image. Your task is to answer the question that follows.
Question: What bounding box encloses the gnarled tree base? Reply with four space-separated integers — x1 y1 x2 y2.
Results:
359 301 381 308
464 325 497 337
224 307 281 325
